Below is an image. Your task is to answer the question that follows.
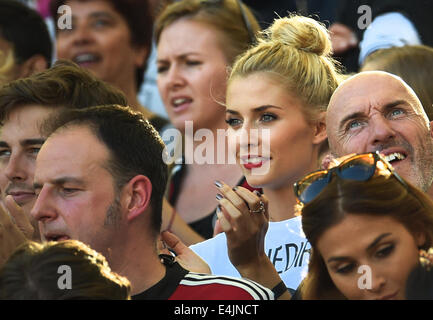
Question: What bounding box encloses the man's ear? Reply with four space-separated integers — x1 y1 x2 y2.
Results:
312 112 327 145
16 55 48 78
123 175 152 222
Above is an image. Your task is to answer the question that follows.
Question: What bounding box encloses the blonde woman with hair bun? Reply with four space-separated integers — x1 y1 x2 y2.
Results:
186 15 341 298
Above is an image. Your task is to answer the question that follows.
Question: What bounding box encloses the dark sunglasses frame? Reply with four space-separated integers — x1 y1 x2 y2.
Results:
293 152 408 205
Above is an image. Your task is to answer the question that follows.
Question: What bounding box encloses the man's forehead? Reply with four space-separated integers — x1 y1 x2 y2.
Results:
40 124 109 162
0 104 55 142
328 72 414 118
35 125 110 180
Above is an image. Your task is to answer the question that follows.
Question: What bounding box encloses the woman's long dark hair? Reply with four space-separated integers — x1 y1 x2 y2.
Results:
299 174 433 299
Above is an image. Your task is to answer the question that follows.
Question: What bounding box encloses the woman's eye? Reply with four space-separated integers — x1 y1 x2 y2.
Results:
157 65 168 73
335 263 355 274
225 118 242 127
92 19 112 29
186 60 202 66
375 244 394 258
260 113 277 122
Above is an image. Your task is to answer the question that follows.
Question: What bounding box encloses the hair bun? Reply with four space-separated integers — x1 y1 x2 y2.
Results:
267 15 332 56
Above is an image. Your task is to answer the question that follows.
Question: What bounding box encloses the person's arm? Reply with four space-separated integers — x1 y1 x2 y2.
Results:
0 195 34 268
160 230 211 274
161 198 204 246
214 181 291 300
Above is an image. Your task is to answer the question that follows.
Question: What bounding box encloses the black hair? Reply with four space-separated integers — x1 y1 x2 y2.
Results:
0 0 52 66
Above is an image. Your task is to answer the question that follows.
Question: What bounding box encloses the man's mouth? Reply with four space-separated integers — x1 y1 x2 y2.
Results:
381 152 407 165
7 191 36 205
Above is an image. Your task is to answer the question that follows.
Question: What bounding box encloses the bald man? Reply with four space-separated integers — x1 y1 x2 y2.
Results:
326 71 433 197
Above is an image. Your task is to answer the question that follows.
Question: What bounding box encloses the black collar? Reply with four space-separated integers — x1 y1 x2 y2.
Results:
132 256 188 300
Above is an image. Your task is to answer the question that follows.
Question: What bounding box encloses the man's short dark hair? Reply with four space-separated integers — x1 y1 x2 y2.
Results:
0 0 52 66
43 105 168 236
0 60 128 124
50 0 154 89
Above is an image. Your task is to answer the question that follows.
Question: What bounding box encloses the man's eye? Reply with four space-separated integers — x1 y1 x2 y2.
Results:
61 188 79 195
389 109 405 118
346 120 363 131
0 150 11 157
28 148 41 155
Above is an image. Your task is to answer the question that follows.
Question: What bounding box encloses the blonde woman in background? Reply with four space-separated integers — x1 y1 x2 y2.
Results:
0 49 14 86
155 0 261 240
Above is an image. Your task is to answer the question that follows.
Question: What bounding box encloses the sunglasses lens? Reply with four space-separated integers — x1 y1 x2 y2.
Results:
338 155 376 181
297 174 329 204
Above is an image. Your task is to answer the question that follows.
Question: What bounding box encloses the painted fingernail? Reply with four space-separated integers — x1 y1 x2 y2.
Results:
214 180 223 188
216 193 224 200
254 190 261 196
232 186 238 191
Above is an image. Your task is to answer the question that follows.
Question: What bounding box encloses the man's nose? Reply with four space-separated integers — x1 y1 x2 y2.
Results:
4 154 28 182
368 116 397 147
30 186 57 223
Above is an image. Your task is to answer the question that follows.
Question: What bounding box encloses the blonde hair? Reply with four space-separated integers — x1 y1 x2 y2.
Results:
228 15 341 120
155 0 260 65
0 48 15 85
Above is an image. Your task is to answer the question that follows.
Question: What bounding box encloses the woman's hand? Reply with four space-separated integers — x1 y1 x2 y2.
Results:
214 181 291 299
214 180 269 270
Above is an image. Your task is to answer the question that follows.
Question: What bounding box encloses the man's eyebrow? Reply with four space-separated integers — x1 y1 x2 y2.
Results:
21 138 45 146
382 100 407 111
338 111 366 131
0 139 45 149
0 141 9 148
33 177 85 190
